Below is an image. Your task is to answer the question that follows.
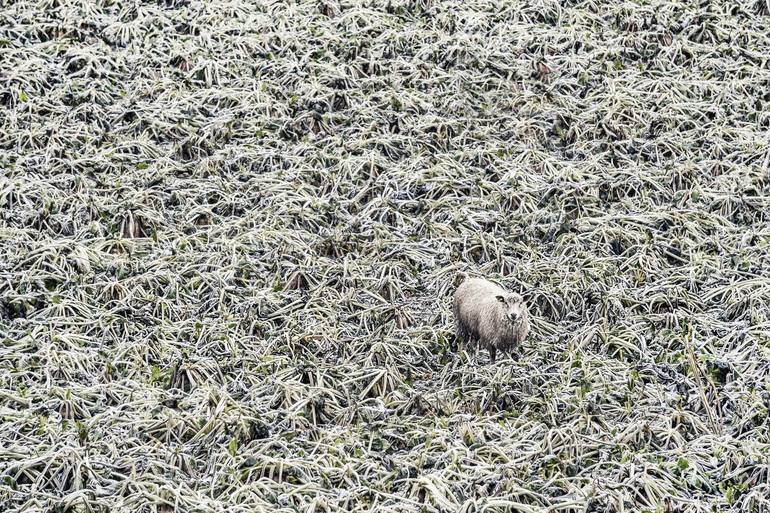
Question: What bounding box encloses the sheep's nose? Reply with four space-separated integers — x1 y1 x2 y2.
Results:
509 314 518 322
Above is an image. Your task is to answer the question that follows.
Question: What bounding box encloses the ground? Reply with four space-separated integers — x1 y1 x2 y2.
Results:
1 0 770 512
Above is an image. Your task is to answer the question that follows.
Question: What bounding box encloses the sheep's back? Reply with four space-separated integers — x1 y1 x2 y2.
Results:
454 279 500 316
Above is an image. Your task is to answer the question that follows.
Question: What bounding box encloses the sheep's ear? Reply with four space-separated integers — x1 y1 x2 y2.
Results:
495 295 505 303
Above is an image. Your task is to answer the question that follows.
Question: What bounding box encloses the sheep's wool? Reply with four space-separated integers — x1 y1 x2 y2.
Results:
453 277 530 361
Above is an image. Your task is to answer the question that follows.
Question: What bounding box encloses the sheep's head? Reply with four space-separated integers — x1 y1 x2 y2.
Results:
495 293 526 325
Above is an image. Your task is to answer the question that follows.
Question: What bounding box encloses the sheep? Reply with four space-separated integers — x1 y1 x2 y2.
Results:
452 277 530 363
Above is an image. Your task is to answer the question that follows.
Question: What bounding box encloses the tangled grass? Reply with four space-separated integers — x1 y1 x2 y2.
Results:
2 0 770 511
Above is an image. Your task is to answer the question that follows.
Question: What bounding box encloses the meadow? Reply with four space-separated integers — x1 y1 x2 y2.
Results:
1 0 770 511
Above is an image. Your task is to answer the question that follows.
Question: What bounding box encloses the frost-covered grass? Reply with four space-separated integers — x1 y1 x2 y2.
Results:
2 0 770 511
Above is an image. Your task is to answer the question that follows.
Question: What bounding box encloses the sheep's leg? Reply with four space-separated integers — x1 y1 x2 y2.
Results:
460 335 476 365
460 337 469 361
450 332 460 353
489 346 497 364
453 325 466 354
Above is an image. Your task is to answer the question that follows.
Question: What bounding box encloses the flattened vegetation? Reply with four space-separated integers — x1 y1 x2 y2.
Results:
1 1 770 512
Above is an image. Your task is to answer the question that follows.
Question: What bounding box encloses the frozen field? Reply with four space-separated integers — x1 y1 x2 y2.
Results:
1 0 770 511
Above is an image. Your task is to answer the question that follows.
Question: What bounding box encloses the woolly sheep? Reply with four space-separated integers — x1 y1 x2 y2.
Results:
452 277 530 363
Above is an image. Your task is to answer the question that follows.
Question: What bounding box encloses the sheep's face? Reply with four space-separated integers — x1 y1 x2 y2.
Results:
496 293 526 324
